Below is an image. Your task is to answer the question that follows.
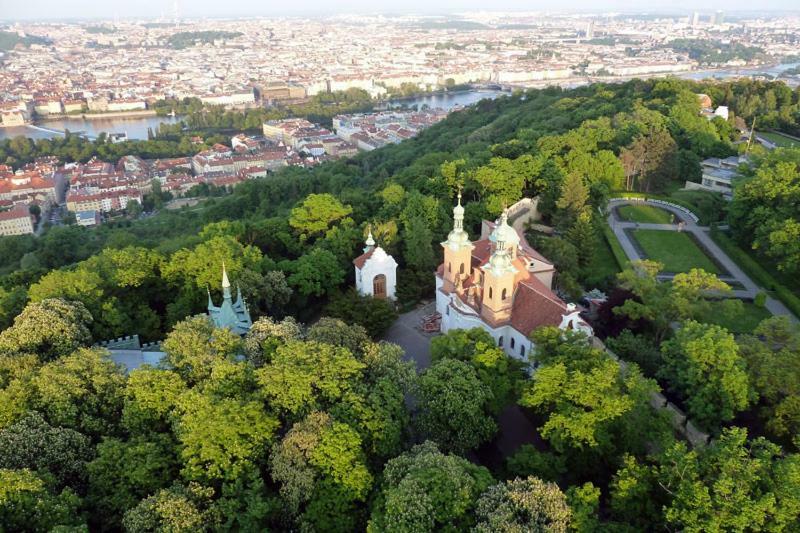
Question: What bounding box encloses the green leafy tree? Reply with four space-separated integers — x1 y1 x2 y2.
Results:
32 348 126 438
242 316 303 367
0 412 92 489
0 299 92 361
325 289 398 338
738 316 800 444
161 316 241 385
660 320 751 429
122 367 187 434
0 468 83 531
289 193 353 239
554 172 589 229
473 476 572 533
122 482 215 533
256 340 365 419
657 428 800 532
285 248 346 298
86 435 178 529
270 411 372 527
368 441 494 533
306 317 371 356
415 358 497 454
174 390 279 483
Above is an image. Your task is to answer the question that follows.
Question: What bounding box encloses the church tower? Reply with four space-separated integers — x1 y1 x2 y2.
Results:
441 192 474 293
207 263 253 335
480 211 518 325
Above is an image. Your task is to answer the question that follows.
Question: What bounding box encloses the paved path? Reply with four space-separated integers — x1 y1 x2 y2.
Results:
608 199 797 322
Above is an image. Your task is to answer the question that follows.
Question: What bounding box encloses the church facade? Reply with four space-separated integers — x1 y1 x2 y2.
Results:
353 228 398 300
435 194 591 361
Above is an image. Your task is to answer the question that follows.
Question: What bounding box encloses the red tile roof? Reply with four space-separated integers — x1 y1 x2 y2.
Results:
353 248 375 269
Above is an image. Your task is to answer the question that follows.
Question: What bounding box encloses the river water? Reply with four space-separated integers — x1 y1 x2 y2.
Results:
2 63 797 142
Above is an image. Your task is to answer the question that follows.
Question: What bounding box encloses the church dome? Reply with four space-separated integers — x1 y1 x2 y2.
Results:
489 212 520 249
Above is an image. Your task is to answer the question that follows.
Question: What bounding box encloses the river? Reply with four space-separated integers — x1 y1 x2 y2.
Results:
2 63 797 142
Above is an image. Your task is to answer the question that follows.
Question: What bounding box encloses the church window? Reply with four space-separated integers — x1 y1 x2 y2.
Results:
489 287 493 299
373 274 387 299
502 288 507 300
498 336 504 347
520 345 525 357
511 338 515 349
448 262 451 273
459 263 465 274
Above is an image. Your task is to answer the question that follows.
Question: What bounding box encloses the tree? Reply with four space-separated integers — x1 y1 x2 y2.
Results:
614 260 736 342
161 316 241 385
256 340 365 419
32 348 126 438
162 235 263 293
285 248 345 298
122 367 187 434
0 299 92 361
619 127 679 192
522 327 666 457
86 435 178 529
415 358 497 454
0 468 83 531
660 320 751 429
738 316 800 444
473 476 572 533
657 428 800 532
242 316 303 367
306 316 371 356
270 411 372 528
325 289 398 338
368 441 494 533
174 390 279 483
564 211 596 269
403 215 436 273
430 328 524 414
289 193 353 239
122 483 215 533
554 172 589 229
0 412 92 490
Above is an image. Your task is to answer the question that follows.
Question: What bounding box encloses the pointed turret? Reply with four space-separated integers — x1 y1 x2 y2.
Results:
221 262 232 301
207 286 214 309
364 226 376 253
441 192 474 292
443 192 472 251
207 264 252 336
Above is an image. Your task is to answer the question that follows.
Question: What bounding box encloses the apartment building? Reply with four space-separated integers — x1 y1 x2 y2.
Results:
0 205 35 236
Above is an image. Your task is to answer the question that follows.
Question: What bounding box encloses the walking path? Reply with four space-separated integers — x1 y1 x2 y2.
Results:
607 199 797 321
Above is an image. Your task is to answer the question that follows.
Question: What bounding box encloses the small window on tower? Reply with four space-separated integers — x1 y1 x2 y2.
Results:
502 288 507 300
459 263 464 274
489 287 493 299
498 336 504 347
448 262 451 273
511 338 515 349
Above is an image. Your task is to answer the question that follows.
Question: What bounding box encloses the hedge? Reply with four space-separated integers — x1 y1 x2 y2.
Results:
710 229 800 319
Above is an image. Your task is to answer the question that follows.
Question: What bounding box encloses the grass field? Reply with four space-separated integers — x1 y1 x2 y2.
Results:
584 226 622 287
698 302 773 334
617 204 674 224
758 131 800 148
632 230 720 274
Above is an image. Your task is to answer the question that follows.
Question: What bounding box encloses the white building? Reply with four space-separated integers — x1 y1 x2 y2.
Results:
353 230 397 301
435 194 591 362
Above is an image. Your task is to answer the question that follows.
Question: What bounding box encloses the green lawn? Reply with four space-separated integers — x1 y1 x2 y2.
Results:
584 226 622 286
698 302 773 334
758 130 800 148
632 230 720 274
617 204 674 224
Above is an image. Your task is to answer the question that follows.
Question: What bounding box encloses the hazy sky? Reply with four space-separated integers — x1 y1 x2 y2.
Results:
1 0 798 21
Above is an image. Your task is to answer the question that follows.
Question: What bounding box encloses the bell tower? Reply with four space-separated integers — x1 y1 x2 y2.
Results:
441 192 474 292
481 212 517 324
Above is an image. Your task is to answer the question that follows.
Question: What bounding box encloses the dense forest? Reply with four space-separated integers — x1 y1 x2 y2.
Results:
1 77 800 531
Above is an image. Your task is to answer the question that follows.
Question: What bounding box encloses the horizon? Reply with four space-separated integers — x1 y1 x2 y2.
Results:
3 2 800 23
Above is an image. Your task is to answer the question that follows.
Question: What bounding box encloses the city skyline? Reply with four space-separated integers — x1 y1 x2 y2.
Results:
3 1 800 21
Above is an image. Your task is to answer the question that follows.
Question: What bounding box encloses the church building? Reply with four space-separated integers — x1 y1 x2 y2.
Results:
207 264 253 335
436 193 591 361
353 228 398 300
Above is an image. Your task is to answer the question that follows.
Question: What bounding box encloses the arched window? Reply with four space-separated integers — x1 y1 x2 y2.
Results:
501 288 507 300
511 338 516 349
448 262 451 273
520 345 525 357
489 287 493 299
373 274 387 299
459 263 465 274
498 336 504 347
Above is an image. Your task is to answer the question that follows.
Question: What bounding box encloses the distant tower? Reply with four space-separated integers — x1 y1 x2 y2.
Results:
713 11 724 25
585 20 595 40
441 192 474 294
691 11 700 28
353 227 398 300
173 0 180 26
